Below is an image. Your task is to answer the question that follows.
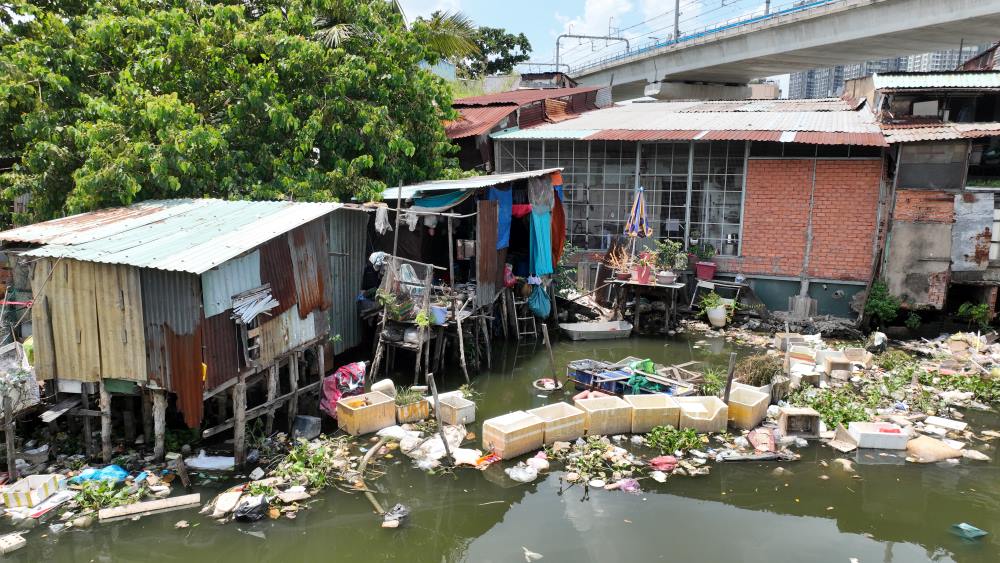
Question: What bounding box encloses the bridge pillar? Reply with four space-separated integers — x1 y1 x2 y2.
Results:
644 81 752 101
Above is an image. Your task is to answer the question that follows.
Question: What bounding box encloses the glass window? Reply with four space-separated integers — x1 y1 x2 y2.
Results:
689 141 746 256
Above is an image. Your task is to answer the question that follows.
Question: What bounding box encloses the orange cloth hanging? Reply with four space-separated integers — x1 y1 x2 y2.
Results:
551 191 566 268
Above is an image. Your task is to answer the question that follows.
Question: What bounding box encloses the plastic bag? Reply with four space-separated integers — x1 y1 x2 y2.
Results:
70 464 129 484
503 264 516 288
527 285 550 319
184 450 236 471
505 462 538 483
234 495 268 522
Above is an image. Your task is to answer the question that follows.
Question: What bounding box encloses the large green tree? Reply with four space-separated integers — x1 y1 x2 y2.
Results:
459 26 532 78
0 0 457 223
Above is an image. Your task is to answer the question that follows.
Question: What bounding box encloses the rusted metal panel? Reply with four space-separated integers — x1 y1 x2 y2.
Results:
453 86 601 107
289 218 331 319
29 259 56 380
202 250 261 318
791 132 887 147
476 200 499 309
584 129 703 141
140 269 203 388
259 304 318 367
952 192 994 272
259 235 296 316
166 323 204 428
93 263 146 381
327 209 368 354
47 259 101 382
446 106 516 139
202 311 242 392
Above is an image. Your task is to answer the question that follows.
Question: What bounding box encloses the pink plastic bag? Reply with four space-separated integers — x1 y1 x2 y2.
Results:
320 362 366 417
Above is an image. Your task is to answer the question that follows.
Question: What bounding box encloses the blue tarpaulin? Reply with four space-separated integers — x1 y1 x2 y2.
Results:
529 210 553 275
487 185 512 249
412 190 471 209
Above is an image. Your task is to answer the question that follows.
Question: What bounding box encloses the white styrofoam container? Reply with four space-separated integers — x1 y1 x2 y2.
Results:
847 422 910 450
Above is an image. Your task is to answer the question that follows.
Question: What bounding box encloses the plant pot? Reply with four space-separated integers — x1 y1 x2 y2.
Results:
656 271 676 285
614 270 631 281
706 305 727 328
396 399 430 423
695 261 717 280
633 265 652 284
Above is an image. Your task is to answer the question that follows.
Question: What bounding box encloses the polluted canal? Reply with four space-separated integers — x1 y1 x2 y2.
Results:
8 333 1000 563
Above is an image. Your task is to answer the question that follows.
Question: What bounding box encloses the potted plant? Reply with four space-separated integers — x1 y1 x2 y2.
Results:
689 229 700 246
654 240 681 284
698 291 731 328
607 247 632 281
633 251 655 284
394 386 429 423
694 244 717 280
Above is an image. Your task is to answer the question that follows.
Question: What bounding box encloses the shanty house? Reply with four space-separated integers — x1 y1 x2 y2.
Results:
0 199 368 442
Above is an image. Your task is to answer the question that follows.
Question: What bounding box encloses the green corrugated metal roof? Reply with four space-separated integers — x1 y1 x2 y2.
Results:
382 168 562 200
873 71 1000 90
0 199 344 274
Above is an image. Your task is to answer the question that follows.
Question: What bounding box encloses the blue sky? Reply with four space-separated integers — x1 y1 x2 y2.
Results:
397 0 776 69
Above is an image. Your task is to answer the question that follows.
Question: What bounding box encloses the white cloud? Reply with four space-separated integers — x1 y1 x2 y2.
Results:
557 0 634 36
395 0 462 22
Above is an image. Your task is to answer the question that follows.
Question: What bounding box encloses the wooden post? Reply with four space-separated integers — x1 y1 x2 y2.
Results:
426 373 452 464
3 395 17 482
99 382 112 463
265 363 279 435
152 389 166 461
287 353 299 430
233 374 247 467
81 384 94 460
141 389 153 446
541 323 559 386
722 352 738 403
316 343 326 380
480 315 492 370
453 297 470 383
447 216 455 286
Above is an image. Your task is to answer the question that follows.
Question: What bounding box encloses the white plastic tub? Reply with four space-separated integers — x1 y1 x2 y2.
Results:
847 421 910 450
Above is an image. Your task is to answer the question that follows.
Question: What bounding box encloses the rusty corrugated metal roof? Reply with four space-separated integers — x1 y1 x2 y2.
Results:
3 199 342 275
882 122 1000 143
445 106 516 139
454 86 602 107
793 132 887 147
680 98 851 113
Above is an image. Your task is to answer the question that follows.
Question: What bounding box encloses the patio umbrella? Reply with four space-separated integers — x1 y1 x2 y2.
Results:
623 187 653 238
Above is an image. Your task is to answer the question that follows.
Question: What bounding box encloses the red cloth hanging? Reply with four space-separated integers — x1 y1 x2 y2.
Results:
551 193 566 268
511 204 533 218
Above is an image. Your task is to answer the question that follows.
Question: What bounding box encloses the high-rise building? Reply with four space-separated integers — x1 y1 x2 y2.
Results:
788 46 989 99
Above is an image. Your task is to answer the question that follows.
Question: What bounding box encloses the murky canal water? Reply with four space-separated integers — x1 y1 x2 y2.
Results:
10 334 1000 562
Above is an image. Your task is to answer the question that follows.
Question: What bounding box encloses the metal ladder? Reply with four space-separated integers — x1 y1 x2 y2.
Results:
513 298 539 341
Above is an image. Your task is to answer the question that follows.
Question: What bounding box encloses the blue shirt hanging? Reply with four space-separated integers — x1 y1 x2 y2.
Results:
529 210 554 276
487 185 513 250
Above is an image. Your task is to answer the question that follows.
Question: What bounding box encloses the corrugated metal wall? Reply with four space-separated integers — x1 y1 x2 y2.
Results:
477 200 499 309
30 259 56 380
166 324 204 428
48 259 101 382
140 269 203 390
202 311 243 391
259 304 319 367
952 192 993 272
260 235 296 316
202 250 261 317
289 219 331 318
93 263 146 381
328 209 368 354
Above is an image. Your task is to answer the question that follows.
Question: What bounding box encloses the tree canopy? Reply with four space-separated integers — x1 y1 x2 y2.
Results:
459 26 532 78
0 0 458 223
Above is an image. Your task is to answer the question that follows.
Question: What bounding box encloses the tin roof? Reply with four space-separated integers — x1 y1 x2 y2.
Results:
882 122 1000 143
873 71 1000 90
453 87 602 107
445 106 516 139
1 199 343 274
382 168 562 200
492 98 885 146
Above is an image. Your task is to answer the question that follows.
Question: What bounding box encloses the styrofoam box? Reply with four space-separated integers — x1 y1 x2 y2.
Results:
337 391 395 436
438 395 476 425
528 402 586 444
674 396 728 433
573 396 633 436
623 394 680 433
847 422 910 450
727 387 769 430
482 411 545 459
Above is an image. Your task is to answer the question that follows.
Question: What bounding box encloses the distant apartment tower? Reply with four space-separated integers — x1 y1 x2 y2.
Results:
788 46 989 99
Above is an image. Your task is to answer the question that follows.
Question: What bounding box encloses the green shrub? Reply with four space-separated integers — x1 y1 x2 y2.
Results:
864 281 899 327
733 355 783 387
875 349 914 371
904 312 921 331
957 302 992 330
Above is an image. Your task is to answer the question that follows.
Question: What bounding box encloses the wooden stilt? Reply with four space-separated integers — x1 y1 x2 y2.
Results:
3 396 17 482
480 315 492 370
81 384 94 460
123 397 136 444
541 323 559 386
453 297 470 383
722 352 738 403
99 382 112 463
287 353 299 430
152 389 166 461
316 343 326 380
265 363 279 435
434 325 446 373
141 389 153 446
426 372 453 464
233 374 247 466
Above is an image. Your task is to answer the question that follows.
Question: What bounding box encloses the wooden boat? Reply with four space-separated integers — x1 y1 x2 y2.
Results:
558 320 633 341
566 356 699 397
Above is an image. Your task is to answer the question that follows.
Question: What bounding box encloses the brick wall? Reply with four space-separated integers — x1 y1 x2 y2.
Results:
893 190 954 223
732 158 881 282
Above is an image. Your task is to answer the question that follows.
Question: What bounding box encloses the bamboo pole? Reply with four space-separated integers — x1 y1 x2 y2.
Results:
453 297 470 383
152 389 166 461
541 323 559 386
265 363 279 434
722 352 738 403
233 374 247 466
99 382 112 463
81 384 94 460
3 396 17 482
287 354 299 429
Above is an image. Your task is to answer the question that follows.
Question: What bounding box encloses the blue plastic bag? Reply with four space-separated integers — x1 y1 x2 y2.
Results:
70 464 129 484
527 285 551 319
